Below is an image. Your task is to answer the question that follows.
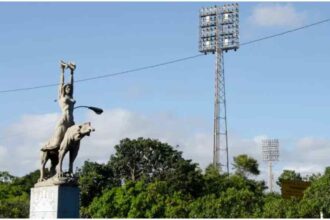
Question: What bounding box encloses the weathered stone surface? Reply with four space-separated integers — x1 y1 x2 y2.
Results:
30 61 101 218
34 174 78 188
39 61 76 182
29 185 79 218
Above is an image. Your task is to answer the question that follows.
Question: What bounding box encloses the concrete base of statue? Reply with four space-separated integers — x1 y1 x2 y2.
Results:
29 184 80 218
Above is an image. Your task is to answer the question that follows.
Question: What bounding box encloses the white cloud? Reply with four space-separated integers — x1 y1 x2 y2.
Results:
210 134 330 191
281 137 330 175
249 4 306 27
0 145 7 157
5 113 59 142
0 145 8 169
82 109 213 168
1 108 330 189
0 109 212 176
0 113 59 176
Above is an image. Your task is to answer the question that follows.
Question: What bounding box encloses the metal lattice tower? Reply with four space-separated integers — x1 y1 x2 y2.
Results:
199 4 239 173
214 48 229 171
262 139 280 192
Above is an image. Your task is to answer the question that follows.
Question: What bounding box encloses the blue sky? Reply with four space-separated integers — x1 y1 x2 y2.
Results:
0 2 330 185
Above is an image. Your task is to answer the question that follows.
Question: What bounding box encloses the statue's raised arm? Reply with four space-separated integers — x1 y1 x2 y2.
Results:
59 61 67 99
68 62 76 97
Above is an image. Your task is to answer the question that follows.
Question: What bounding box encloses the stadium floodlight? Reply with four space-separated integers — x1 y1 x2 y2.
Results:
199 3 239 173
262 139 280 192
199 3 239 54
262 139 280 162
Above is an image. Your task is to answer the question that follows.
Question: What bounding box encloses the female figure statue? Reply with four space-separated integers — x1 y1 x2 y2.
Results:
39 61 76 180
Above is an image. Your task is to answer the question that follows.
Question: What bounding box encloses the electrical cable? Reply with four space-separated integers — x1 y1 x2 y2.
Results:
0 18 329 94
0 54 203 94
240 18 330 46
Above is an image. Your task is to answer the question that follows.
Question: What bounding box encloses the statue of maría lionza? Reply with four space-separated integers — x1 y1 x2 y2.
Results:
36 61 97 186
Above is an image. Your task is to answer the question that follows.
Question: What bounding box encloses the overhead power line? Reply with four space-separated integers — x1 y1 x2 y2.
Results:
75 54 204 83
0 18 329 95
0 54 203 94
241 18 330 46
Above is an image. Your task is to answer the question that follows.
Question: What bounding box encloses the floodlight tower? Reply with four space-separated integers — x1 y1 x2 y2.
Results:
262 139 280 192
199 4 239 173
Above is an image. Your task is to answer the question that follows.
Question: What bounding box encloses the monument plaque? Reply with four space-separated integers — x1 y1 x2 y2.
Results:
30 186 79 218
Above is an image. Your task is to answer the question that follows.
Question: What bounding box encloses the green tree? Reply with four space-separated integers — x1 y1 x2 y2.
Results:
304 172 322 182
202 164 228 196
189 169 266 218
160 158 203 197
109 138 203 197
12 170 40 194
0 189 29 218
88 179 192 218
189 186 264 218
262 193 300 218
164 191 190 218
299 167 330 218
276 170 302 187
78 138 204 217
128 180 167 218
0 170 51 218
0 171 16 183
218 174 265 218
87 180 162 218
77 161 119 217
232 154 260 177
109 138 183 182
0 171 30 218
90 180 147 218
188 194 222 218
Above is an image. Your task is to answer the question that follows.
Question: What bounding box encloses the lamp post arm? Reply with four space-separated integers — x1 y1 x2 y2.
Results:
74 105 90 110
74 105 103 115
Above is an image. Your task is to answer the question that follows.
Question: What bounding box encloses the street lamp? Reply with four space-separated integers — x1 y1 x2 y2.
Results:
74 106 103 115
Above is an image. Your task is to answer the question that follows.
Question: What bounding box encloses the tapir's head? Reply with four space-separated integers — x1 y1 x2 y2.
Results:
78 122 95 138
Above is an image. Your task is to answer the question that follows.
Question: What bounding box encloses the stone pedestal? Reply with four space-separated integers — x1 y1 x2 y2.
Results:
29 185 80 218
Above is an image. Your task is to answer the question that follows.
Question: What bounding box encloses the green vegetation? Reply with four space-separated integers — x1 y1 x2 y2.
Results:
276 169 302 187
0 170 39 217
0 137 329 218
